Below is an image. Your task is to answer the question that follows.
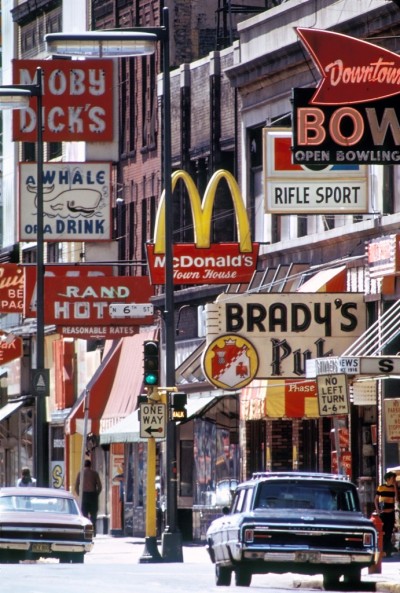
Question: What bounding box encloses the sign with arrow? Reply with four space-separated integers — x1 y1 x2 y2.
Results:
139 402 166 439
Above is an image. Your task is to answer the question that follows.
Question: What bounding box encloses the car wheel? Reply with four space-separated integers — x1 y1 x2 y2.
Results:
343 566 361 584
215 564 232 586
323 571 341 590
235 567 252 587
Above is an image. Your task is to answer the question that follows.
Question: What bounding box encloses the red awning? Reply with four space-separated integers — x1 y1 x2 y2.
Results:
65 339 122 435
297 265 346 293
100 329 157 434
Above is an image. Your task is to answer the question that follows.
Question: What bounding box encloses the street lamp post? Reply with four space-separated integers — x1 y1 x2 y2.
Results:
45 7 183 562
0 67 48 487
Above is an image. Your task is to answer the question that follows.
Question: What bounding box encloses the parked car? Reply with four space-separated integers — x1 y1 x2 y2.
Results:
0 487 94 563
206 472 378 589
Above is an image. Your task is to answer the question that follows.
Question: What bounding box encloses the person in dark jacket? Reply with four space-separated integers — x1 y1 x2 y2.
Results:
16 467 37 487
75 459 102 535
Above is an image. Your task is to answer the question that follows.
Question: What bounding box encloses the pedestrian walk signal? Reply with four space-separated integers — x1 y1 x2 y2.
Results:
143 340 160 386
171 392 187 421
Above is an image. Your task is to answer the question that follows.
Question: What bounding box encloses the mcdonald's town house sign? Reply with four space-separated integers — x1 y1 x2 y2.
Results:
146 170 259 285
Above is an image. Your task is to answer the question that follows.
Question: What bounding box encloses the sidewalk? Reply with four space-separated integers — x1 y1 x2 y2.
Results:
89 535 400 589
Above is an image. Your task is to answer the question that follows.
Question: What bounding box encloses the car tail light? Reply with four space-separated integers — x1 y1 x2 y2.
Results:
244 528 254 543
363 532 373 546
84 524 94 540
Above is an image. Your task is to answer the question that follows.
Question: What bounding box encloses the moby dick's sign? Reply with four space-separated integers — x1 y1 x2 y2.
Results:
146 170 259 285
12 59 114 142
293 28 400 165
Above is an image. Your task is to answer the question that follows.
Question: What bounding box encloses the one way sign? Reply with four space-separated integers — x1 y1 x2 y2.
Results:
140 402 166 439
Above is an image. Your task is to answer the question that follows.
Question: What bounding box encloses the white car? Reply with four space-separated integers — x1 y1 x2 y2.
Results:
0 487 94 563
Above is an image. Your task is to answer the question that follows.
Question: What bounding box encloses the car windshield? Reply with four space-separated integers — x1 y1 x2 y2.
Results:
0 495 79 515
254 480 359 512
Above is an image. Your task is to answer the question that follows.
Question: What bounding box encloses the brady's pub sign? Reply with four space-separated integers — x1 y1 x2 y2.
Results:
146 170 259 285
202 293 366 390
292 28 400 165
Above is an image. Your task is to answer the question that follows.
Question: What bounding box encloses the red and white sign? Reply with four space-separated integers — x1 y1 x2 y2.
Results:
12 59 114 142
263 128 368 213
296 28 400 105
0 331 23 365
331 450 352 478
367 235 400 278
147 170 259 285
24 264 111 318
0 264 24 313
19 162 112 242
43 276 153 326
147 243 259 285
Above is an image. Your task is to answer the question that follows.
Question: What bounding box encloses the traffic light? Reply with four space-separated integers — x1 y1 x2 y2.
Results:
170 392 187 421
143 340 160 386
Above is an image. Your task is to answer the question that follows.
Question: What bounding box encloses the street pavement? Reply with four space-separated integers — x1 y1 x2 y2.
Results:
88 535 400 590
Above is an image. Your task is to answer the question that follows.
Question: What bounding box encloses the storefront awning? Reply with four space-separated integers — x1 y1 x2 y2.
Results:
297 265 346 293
99 329 157 435
0 400 25 422
241 379 319 420
65 339 122 435
100 410 144 445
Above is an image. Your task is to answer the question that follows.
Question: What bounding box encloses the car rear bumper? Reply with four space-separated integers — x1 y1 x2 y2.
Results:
243 549 376 564
0 539 93 554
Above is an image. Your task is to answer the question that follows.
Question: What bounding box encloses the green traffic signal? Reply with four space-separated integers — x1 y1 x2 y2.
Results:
143 340 160 386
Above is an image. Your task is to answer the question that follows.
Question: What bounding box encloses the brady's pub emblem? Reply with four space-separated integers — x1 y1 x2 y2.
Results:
202 334 258 390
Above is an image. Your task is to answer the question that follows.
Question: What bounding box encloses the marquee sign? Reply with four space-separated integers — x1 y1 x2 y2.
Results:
204 293 366 384
12 59 114 142
292 28 400 164
19 162 112 242
263 128 368 213
367 234 400 278
146 170 259 285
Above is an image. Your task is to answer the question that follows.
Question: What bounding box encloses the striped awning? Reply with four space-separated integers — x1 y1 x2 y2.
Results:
241 379 319 420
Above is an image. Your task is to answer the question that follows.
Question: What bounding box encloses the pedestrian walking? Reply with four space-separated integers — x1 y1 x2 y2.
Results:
16 467 37 487
375 471 398 557
75 459 102 536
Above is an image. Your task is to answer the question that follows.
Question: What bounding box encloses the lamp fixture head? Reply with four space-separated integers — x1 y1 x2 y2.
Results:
45 31 158 58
